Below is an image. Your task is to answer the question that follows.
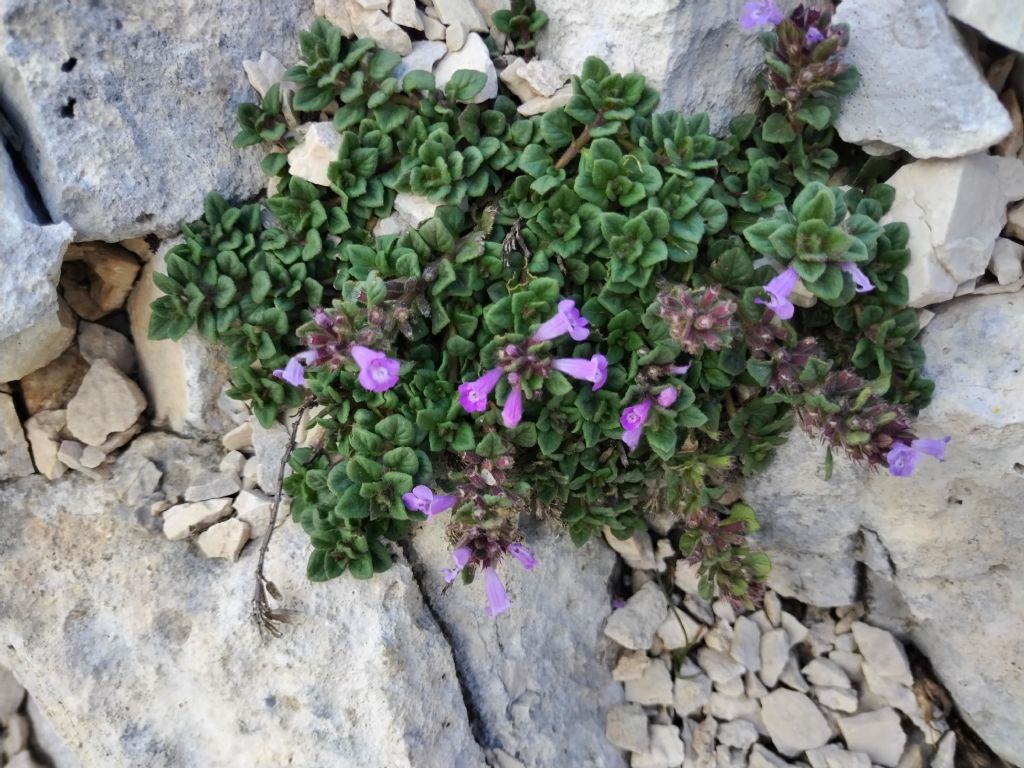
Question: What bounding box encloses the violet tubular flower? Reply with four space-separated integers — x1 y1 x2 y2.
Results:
621 399 653 452
459 367 504 413
530 299 590 344
350 345 401 393
552 354 608 390
657 387 679 408
443 546 472 583
272 350 317 388
887 436 951 477
840 262 875 293
507 543 538 571
756 266 799 320
806 26 825 46
484 567 511 616
740 0 783 29
402 485 456 519
502 384 524 428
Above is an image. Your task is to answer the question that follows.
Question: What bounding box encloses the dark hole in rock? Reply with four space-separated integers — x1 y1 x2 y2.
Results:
59 98 76 118
61 57 77 72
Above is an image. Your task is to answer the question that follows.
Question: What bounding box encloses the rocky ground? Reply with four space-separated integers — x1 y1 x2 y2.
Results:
2 0 1024 766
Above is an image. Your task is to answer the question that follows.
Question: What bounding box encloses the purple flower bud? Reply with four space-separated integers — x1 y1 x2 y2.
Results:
887 436 951 477
611 598 626 610
552 354 609 390
657 387 679 408
484 567 511 616
443 546 472 583
530 299 590 344
840 262 874 293
806 27 825 46
669 363 692 376
912 436 951 461
402 485 456 519
740 0 783 29
507 543 538 571
459 368 504 413
350 345 401 392
313 308 333 329
620 399 653 452
756 266 799 320
502 385 524 428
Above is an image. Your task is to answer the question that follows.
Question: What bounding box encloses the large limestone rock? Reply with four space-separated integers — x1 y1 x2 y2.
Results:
0 0 313 241
0 434 485 768
834 0 1011 158
0 145 75 382
535 0 796 132
409 521 627 768
127 241 234 436
745 292 1024 765
947 0 1024 55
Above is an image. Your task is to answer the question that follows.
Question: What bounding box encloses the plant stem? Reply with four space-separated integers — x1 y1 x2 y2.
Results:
554 114 605 171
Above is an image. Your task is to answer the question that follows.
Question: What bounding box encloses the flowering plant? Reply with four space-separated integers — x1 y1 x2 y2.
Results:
150 3 944 616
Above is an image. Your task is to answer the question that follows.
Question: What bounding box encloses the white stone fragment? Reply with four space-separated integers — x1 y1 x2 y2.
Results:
674 560 701 594
354 0 389 9
780 612 809 646
834 0 1012 158
605 703 649 754
815 685 859 714
498 57 535 101
0 667 26 721
632 724 685 768
78 322 136 375
702 621 732 653
707 693 760 724
222 421 254 453
718 719 758 750
989 238 1024 285
350 8 412 54
396 40 447 84
712 599 736 625
808 618 837 657
433 33 498 104
446 20 467 51
197 517 251 561
232 489 275 540
838 708 906 768
807 744 871 768
932 731 956 768
672 674 711 717
778 655 810 693
760 690 832 758
947 0 1024 55
6 751 44 768
604 582 666 650
604 527 657 570
686 716 717 767
695 647 744 685
65 359 147 447
996 90 1024 159
2 712 30 755
851 622 912 686
624 656 673 706
745 669 768 699
763 591 782 626
394 191 441 228
242 51 286 99
23 409 67 480
612 649 650 682
430 0 487 30
656 606 704 651
1007 200 1024 239
516 84 572 116
389 0 423 29
0 393 33 480
421 11 446 40
162 498 234 541
803 658 852 689
184 471 242 502
252 418 291 494
520 58 567 97
729 616 762 673
287 122 341 188
749 745 793 768
759 628 790 687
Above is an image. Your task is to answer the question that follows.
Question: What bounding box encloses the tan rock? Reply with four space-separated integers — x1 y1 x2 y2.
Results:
287 122 341 187
77 322 136 374
0 298 77 384
516 84 573 116
313 0 355 35
987 54 1017 94
184 471 242 502
353 0 388 9
0 393 33 479
430 0 487 31
23 409 68 480
446 20 467 51
162 498 234 541
2 712 30 756
56 440 106 480
66 359 147 446
389 0 422 30
232 488 275 539
222 421 254 452
63 242 141 318
118 237 156 263
197 517 251 561
421 11 445 40
604 703 649 753
18 346 88 415
350 8 412 55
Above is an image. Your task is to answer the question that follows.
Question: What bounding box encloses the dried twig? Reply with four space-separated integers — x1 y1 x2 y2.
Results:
251 399 313 637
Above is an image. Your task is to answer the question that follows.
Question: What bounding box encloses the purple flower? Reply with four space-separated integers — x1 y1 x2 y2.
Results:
402 485 456 519
443 546 472 583
484 567 511 616
611 598 626 610
507 543 538 571
272 350 317 387
459 367 504 413
840 262 875 293
756 266 800 320
313 308 333 328
657 387 679 408
530 299 590 344
806 27 825 46
350 345 401 392
552 354 609 390
502 385 524 428
740 0 783 29
887 436 951 477
669 363 692 376
621 399 653 452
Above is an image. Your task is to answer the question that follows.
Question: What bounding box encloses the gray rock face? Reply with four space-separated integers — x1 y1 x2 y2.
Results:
409 521 626 768
834 0 1011 158
0 434 485 768
0 0 313 241
745 292 1024 765
535 0 795 132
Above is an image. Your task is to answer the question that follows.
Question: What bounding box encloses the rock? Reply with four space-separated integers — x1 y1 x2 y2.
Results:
287 122 341 187
1007 200 1024 239
815 686 858 714
24 696 82 768
409 522 626 767
535 0 790 132
430 0 488 31
2 712 30 755
53 440 103 479
749 745 794 768
433 33 498 104
77 323 136 375
780 611 809 645
656 606 704 650
989 237 1024 285
0 0 312 240
707 693 760 724
231 489 274 538
0 666 25 722
838 709 906 767
828 651 863 684
672 674 711 717
222 421 254 453
219 450 246 475
882 154 1024 307
605 703 649 754
499 57 536 102
947 0 1024 55
519 59 568 98
63 242 141 316
396 40 448 84
389 0 422 30
242 51 287 99
252 417 291 494
350 8 412 55
806 745 871 768
604 581 667 650
686 716 717 767
717 719 758 750
624 657 673 706
184 471 242 502
803 658 852 689
932 731 956 768
446 20 468 51
393 191 441 228
778 655 810 694
996 90 1024 158
354 0 388 9
22 409 68 480
0 147 74 383
6 751 43 768
834 0 1011 158
128 241 234 437
196 517 250 561
763 591 782 627
631 724 684 768
422 12 446 41
0 450 484 768
162 498 234 541
760 690 832 758
759 628 790 688
18 346 89 415
65 360 146 447
695 647 744 685
112 453 163 507
850 622 911 686
0 393 35 480
612 649 649 682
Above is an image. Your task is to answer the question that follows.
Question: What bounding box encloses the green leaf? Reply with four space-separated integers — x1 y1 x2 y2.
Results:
796 103 831 130
375 414 416 446
402 69 435 92
761 113 796 144
445 69 488 102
